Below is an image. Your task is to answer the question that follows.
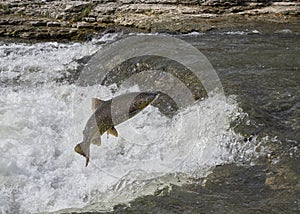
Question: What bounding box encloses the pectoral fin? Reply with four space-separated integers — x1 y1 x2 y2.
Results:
107 127 118 137
92 137 101 146
92 98 105 110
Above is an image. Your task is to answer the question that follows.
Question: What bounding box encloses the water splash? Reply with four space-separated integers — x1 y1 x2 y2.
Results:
0 38 264 213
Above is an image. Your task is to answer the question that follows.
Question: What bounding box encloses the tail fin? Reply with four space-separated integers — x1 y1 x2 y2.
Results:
74 142 90 167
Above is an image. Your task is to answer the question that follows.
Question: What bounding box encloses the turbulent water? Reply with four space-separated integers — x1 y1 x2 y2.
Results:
0 29 299 213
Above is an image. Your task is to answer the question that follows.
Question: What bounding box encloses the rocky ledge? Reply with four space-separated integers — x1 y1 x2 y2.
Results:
0 0 299 41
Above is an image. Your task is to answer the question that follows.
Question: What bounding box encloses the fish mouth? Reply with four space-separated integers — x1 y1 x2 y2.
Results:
141 92 161 106
144 92 160 107
146 92 160 101
151 92 160 103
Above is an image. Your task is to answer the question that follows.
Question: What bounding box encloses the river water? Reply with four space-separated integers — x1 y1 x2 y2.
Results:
0 28 299 213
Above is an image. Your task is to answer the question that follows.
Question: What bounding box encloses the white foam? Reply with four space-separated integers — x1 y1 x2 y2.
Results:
182 31 205 36
224 31 247 35
0 40 264 213
91 32 123 44
0 42 98 84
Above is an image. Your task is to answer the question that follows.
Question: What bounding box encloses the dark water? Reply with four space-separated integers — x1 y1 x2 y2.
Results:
107 30 300 213
198 32 299 142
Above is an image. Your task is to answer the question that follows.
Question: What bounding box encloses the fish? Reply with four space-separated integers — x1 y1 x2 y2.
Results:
74 92 159 166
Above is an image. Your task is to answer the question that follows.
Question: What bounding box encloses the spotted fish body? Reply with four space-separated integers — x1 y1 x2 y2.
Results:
75 92 159 166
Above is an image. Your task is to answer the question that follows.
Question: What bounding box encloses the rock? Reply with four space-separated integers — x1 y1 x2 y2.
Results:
97 15 114 23
94 3 118 15
76 21 94 29
0 0 299 41
71 23 77 28
64 1 91 13
274 29 293 34
47 22 61 27
84 17 96 22
29 20 47 27
265 164 300 190
0 20 9 25
273 2 299 6
0 29 5 36
19 32 34 39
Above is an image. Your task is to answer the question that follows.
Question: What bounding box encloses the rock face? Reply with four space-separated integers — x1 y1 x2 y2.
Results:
0 0 299 41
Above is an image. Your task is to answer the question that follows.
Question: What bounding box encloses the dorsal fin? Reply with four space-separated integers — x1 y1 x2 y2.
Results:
92 98 105 110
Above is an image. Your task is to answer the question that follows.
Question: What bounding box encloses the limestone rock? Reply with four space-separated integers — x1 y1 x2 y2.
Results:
76 21 94 29
64 1 91 13
47 22 61 27
0 0 299 41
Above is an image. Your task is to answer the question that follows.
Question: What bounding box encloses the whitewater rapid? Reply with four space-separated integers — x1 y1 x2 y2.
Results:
0 34 264 213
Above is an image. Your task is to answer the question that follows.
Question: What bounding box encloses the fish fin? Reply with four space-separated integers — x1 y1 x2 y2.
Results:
107 127 118 137
74 142 90 167
92 98 105 110
92 137 101 146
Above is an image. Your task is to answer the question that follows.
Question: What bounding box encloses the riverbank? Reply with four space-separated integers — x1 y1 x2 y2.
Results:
0 0 299 41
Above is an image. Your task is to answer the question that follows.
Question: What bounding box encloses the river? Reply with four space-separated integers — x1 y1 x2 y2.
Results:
0 27 299 213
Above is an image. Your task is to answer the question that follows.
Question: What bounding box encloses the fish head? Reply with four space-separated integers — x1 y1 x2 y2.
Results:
129 92 159 116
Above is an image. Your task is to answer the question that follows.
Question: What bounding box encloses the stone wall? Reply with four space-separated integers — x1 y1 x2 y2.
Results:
0 0 299 40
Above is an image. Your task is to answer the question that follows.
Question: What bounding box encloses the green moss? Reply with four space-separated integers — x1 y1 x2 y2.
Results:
72 15 82 22
0 3 11 14
82 7 91 17
17 10 24 16
71 4 93 22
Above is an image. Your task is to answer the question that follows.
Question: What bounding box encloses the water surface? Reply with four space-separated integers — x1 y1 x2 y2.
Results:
0 29 299 213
